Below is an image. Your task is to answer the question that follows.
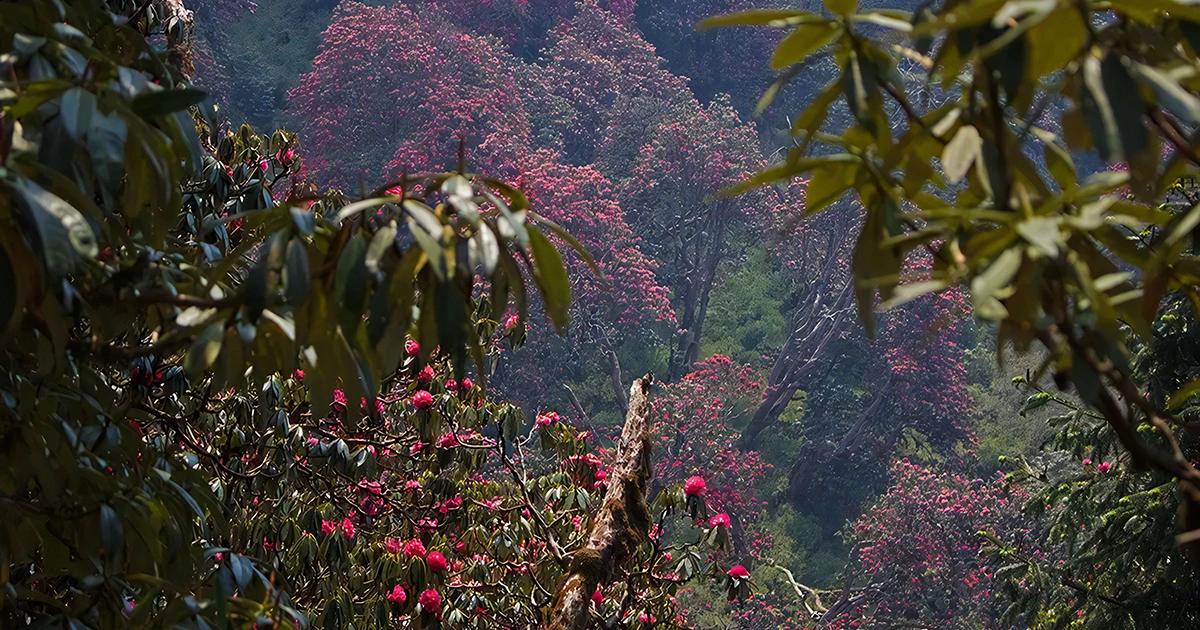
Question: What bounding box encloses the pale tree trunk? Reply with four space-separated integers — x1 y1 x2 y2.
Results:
604 347 629 415
742 280 855 448
548 375 655 630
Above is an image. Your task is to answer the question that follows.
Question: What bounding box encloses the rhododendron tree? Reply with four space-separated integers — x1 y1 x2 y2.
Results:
654 356 773 559
288 2 531 186
822 460 1034 629
0 3 730 625
619 98 772 381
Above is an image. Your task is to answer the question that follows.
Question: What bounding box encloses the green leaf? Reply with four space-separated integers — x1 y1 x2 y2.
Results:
8 177 98 278
1017 217 1064 258
526 225 571 333
823 0 859 15
1129 61 1200 126
697 9 817 29
366 220 397 274
771 21 840 69
529 211 606 284
805 162 858 214
971 248 1022 314
1080 54 1148 163
1027 7 1086 79
130 87 208 119
336 196 397 224
184 322 225 378
59 87 95 141
1020 392 1051 416
1168 378 1200 410
284 239 310 306
99 504 123 558
941 125 982 184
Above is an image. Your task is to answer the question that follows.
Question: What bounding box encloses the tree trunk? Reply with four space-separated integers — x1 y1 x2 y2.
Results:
785 379 891 505
548 375 655 630
670 216 726 381
157 0 195 77
604 347 629 415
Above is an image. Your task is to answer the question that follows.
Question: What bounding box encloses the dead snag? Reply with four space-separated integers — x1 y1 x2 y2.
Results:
548 374 655 630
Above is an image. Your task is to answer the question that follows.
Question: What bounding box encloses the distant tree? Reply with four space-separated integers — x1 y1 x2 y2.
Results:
824 460 1034 629
288 1 531 186
620 97 771 381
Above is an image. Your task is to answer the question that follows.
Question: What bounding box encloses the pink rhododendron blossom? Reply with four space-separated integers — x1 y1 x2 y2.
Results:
418 589 442 613
412 390 434 409
684 475 707 497
727 564 749 578
403 538 426 558
386 584 407 604
427 550 448 572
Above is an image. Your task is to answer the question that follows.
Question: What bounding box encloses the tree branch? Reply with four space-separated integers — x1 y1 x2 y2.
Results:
548 374 655 630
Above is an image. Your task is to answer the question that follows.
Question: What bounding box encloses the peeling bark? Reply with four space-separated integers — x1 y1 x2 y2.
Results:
158 0 195 77
548 374 655 630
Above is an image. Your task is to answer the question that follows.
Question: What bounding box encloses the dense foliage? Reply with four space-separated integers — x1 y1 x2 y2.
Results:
9 0 1200 628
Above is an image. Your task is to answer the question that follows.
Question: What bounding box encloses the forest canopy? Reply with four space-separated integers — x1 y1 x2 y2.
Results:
3 0 1200 629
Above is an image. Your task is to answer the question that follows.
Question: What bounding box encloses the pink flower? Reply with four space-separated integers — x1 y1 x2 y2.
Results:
446 379 458 391
638 613 655 624
340 517 356 539
417 589 441 613
384 538 402 555
403 538 426 559
435 432 458 448
263 537 276 551
591 590 603 606
259 159 269 172
360 397 385 415
405 480 423 493
504 313 520 330
320 520 337 536
386 584 407 604
684 475 707 497
709 513 731 528
439 496 463 513
460 378 473 390
1082 459 1092 466
426 550 448 572
536 412 559 428
405 339 420 357
409 441 425 456
594 469 607 483
332 389 347 412
292 369 304 381
1097 462 1112 473
727 564 750 578
412 390 434 409
418 365 435 383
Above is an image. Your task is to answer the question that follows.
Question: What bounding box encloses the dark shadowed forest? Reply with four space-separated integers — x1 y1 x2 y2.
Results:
3 0 1200 628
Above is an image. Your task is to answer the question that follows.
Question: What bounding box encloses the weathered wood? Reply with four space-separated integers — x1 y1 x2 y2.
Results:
547 374 655 630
